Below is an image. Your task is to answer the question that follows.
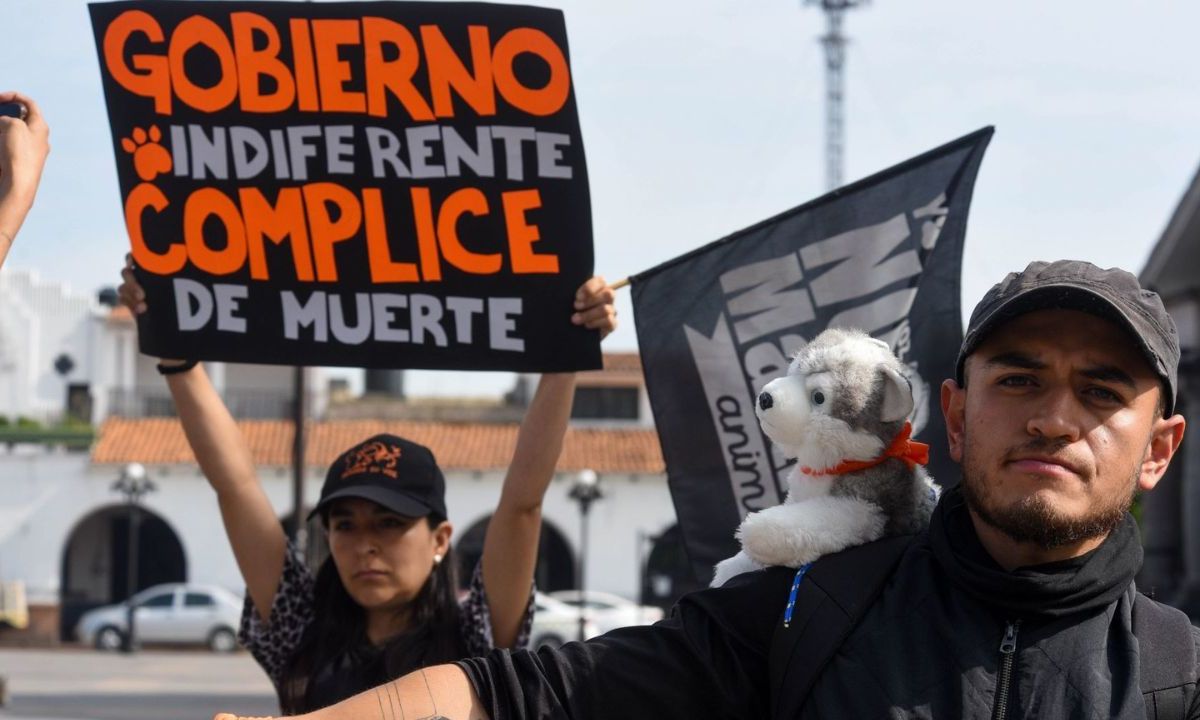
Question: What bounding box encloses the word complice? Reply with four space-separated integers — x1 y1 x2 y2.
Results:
128 183 559 282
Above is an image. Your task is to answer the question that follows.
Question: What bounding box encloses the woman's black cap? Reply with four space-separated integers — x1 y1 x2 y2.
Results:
309 434 448 521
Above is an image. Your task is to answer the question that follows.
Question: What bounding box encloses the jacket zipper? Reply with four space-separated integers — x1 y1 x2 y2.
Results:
991 620 1021 720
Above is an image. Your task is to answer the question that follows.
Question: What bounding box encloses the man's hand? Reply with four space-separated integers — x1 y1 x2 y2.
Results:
571 275 618 340
0 91 50 258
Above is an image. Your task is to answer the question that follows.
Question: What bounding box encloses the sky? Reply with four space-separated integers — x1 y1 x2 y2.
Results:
3 0 1198 397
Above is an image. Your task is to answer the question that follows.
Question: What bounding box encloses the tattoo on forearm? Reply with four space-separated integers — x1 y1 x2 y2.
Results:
415 669 451 720
374 672 453 720
376 688 391 720
398 681 412 720
389 680 406 720
374 682 405 720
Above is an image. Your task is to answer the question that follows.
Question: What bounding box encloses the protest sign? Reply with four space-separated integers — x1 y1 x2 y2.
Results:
90 0 598 371
631 128 992 580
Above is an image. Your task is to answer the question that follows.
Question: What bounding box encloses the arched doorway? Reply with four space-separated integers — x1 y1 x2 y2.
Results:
455 516 575 593
59 505 187 641
640 524 705 611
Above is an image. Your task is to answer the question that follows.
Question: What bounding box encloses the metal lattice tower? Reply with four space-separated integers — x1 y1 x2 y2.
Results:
807 0 867 191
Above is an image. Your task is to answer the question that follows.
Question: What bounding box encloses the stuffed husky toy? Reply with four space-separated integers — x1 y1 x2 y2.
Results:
711 328 940 587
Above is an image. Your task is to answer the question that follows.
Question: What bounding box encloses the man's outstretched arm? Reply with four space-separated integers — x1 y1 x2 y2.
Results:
216 665 488 720
216 566 791 720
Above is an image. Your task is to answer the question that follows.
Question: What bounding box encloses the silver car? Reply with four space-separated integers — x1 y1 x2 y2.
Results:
530 592 600 648
74 583 243 652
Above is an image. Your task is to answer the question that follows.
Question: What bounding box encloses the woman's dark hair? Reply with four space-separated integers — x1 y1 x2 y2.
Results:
278 515 465 713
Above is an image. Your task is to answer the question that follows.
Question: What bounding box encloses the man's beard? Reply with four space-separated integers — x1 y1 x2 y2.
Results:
959 435 1140 550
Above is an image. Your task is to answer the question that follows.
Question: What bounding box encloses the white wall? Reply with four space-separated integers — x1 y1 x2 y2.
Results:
445 470 676 599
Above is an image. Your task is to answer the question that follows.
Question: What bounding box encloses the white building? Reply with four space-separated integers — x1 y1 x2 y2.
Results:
0 266 329 426
0 269 684 645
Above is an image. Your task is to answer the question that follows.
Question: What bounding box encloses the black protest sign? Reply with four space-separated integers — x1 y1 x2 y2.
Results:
89 0 599 371
631 128 993 581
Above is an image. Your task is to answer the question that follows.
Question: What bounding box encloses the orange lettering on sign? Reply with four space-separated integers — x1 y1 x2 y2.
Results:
363 188 420 283
362 18 435 121
289 18 321 112
504 189 558 273
184 188 247 276
438 188 500 275
126 183 186 274
231 12 296 113
240 187 315 281
410 187 442 282
168 16 238 113
103 11 171 114
102 10 573 119
421 25 495 118
492 28 570 117
312 19 366 113
304 183 363 282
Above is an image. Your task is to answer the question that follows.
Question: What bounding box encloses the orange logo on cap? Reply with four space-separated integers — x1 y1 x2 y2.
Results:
341 441 402 480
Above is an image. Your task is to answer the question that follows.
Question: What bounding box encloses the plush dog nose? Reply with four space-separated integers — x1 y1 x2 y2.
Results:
758 392 774 411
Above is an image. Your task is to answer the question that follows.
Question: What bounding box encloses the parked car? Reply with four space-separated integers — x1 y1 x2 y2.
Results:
74 583 243 652
529 592 600 648
548 590 665 635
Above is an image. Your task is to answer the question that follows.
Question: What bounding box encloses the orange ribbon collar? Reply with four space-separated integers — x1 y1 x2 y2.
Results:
799 421 930 477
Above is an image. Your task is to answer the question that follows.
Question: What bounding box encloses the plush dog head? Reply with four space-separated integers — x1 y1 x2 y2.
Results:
755 328 913 470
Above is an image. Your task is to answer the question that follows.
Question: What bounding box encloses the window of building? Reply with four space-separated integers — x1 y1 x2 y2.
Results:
571 387 639 420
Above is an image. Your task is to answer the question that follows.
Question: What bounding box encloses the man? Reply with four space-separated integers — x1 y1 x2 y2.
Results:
218 260 1198 719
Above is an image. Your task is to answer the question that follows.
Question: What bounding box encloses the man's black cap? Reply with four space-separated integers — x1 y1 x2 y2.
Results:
309 434 448 521
956 260 1179 415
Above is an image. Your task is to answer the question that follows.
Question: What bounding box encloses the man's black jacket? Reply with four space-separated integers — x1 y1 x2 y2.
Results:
459 489 1200 719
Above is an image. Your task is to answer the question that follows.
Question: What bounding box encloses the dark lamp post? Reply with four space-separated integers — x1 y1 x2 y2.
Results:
568 469 602 642
110 462 156 653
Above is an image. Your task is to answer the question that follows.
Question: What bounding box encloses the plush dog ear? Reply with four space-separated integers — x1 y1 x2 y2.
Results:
879 365 914 423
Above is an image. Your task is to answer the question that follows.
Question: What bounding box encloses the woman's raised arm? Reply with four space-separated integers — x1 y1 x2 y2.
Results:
481 277 617 647
120 259 288 622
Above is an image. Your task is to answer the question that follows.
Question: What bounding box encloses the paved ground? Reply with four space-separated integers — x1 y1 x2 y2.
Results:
0 648 278 720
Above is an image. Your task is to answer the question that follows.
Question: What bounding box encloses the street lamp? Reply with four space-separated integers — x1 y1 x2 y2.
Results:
110 462 156 653
568 469 602 642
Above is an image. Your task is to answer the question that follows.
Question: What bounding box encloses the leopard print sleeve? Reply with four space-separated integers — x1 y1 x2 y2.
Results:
237 540 316 685
460 560 536 657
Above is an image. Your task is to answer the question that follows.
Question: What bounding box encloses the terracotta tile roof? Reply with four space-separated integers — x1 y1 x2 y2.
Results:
93 418 665 474
601 352 642 372
578 352 645 388
107 306 134 324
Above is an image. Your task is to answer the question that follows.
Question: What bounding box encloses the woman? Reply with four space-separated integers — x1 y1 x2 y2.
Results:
118 260 617 711
0 91 50 270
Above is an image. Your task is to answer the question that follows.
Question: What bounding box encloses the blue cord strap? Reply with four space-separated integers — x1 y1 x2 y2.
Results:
782 562 814 628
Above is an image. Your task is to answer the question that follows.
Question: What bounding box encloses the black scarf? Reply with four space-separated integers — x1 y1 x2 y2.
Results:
928 485 1142 618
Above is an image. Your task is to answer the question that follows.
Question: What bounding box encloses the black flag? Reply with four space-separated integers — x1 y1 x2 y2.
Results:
631 128 992 581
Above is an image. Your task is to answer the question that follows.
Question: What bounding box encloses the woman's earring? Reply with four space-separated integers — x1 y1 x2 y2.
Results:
433 554 443 566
